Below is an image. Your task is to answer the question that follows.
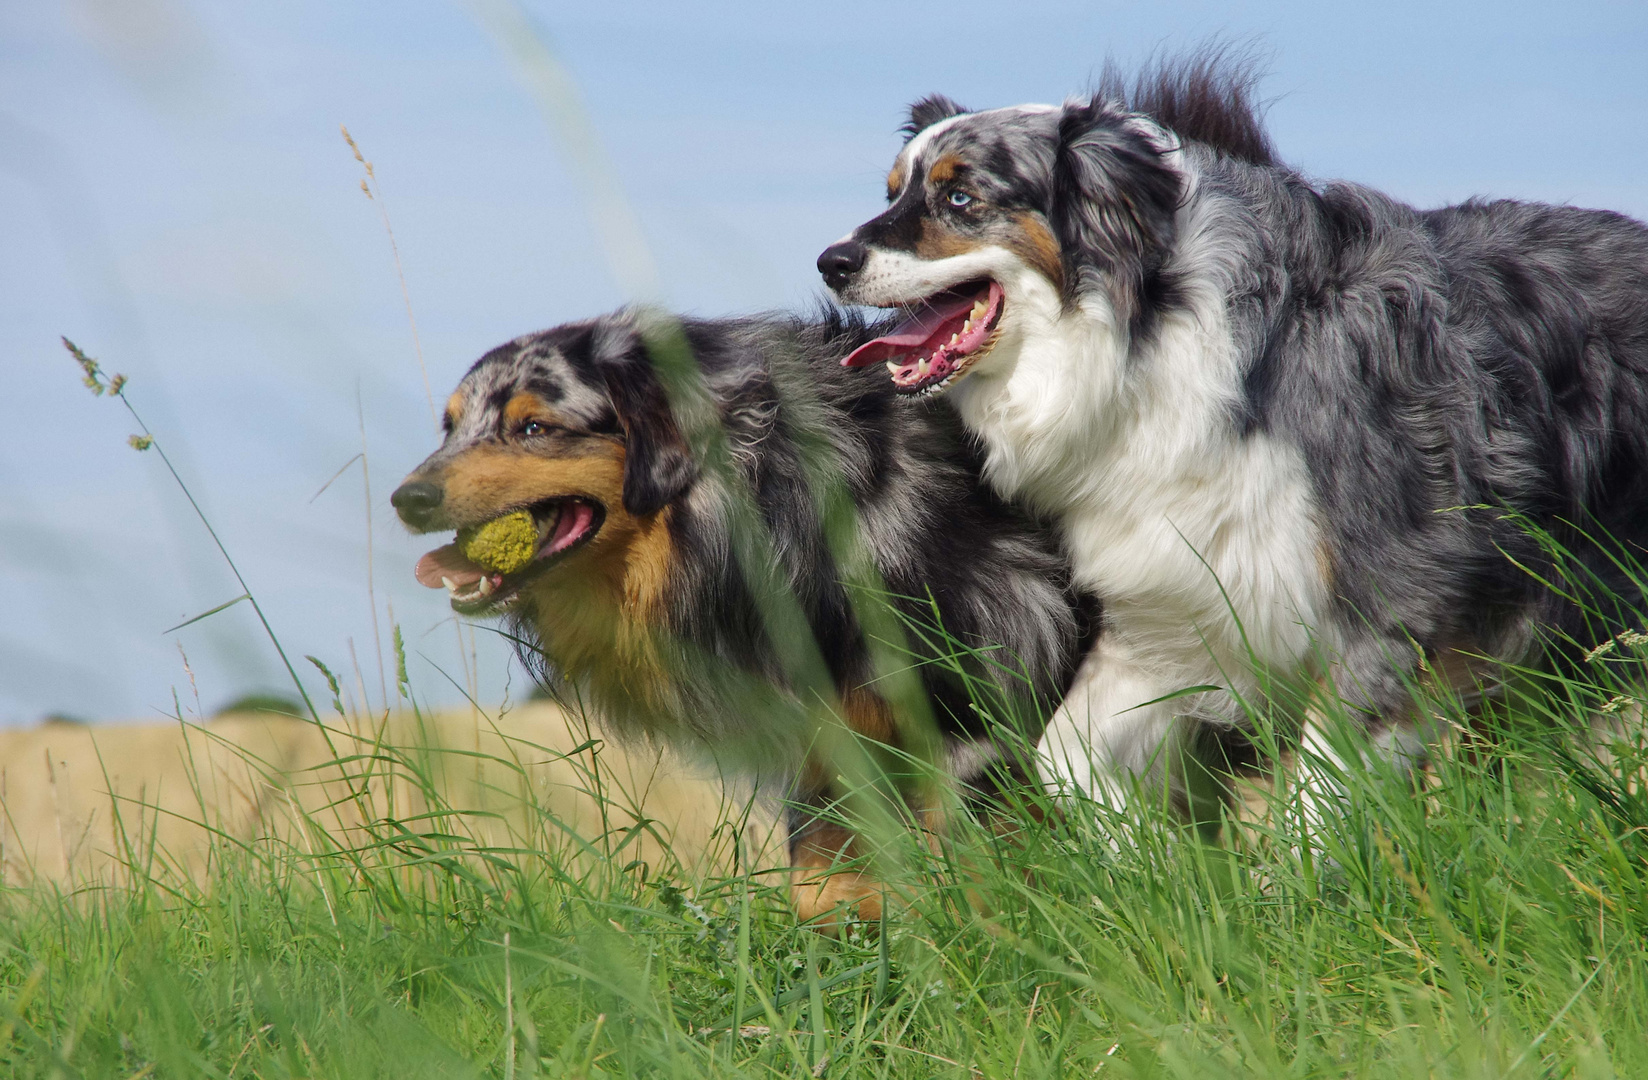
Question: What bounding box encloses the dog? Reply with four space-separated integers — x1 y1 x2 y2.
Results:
817 52 1648 830
391 308 1093 921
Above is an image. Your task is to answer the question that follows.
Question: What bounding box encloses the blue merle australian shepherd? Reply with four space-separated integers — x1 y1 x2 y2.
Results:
818 53 1648 830
392 310 1091 922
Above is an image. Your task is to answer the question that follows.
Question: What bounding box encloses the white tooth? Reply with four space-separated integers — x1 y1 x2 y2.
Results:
970 300 987 320
478 577 495 597
948 333 960 346
916 357 931 378
441 576 457 593
886 359 901 376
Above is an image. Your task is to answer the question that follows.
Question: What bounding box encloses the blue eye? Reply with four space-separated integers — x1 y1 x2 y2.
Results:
947 190 973 208
522 420 547 437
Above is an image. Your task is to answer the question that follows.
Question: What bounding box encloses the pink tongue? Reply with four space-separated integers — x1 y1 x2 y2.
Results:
841 291 980 368
547 501 593 554
415 544 485 589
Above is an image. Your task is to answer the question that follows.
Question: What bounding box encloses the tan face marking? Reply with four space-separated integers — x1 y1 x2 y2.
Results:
906 210 1063 290
503 392 561 431
926 152 962 187
1004 212 1064 290
886 162 905 199
434 443 624 520
430 438 677 706
445 392 465 430
913 218 983 261
513 494 676 699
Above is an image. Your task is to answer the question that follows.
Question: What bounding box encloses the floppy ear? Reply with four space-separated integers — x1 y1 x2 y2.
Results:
592 322 698 517
1050 97 1182 318
901 94 968 140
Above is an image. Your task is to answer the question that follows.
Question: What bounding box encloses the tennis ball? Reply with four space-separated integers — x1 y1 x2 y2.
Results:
456 510 538 574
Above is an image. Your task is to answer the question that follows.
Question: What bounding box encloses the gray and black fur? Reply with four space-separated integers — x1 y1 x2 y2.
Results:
819 48 1648 810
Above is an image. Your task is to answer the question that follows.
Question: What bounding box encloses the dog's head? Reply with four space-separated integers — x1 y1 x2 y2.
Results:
818 93 1185 395
392 317 694 617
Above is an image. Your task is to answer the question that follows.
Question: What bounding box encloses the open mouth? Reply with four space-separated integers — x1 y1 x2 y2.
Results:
840 279 1005 395
413 497 605 613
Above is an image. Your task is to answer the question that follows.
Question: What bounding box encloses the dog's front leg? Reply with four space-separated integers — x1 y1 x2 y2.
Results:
1033 632 1218 828
1289 642 1475 855
1292 709 1435 856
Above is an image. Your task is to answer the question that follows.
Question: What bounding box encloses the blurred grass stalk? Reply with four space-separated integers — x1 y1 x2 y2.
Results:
466 0 952 896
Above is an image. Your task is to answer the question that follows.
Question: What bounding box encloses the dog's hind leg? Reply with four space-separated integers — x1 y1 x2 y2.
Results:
786 806 885 931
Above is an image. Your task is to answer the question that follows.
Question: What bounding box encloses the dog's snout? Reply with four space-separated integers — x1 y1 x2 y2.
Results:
817 240 868 290
391 480 444 527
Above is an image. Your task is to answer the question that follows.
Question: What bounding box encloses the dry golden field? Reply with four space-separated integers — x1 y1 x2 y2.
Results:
0 702 780 890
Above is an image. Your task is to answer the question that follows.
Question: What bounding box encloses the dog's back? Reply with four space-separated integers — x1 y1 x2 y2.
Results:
521 309 1090 766
1232 169 1648 680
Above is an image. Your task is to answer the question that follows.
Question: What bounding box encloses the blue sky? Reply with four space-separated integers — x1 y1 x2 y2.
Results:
3 0 1645 725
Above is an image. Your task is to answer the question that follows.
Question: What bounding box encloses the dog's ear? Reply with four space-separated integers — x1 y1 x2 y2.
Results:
901 94 968 140
1050 97 1182 319
591 321 698 517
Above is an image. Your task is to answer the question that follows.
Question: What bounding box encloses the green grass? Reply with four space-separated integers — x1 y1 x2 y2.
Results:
3 662 1646 1079
23 338 1648 1078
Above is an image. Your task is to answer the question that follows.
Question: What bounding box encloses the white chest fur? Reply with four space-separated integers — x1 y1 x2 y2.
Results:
950 258 1330 691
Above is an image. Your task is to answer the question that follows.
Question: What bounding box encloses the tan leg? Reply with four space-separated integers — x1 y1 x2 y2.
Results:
788 818 883 930
785 721 1049 929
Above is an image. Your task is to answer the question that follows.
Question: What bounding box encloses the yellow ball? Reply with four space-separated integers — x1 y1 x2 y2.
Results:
457 510 538 574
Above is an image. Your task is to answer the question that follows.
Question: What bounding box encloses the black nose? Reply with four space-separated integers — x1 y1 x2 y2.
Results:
391 480 443 527
817 240 868 290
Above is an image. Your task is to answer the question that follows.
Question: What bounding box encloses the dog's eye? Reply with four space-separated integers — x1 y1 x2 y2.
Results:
521 420 549 437
947 190 974 208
